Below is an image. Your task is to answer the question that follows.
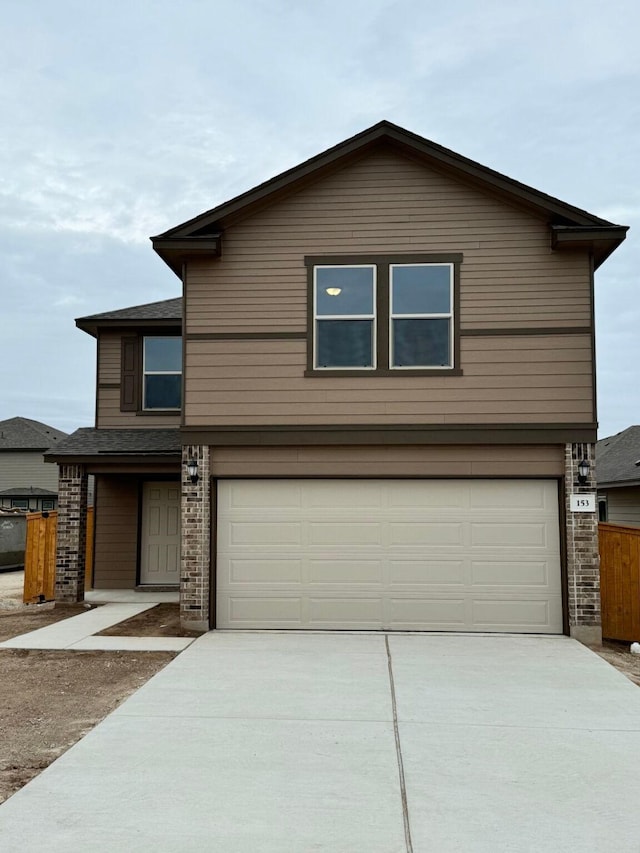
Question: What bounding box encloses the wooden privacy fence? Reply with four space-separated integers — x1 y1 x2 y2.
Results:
23 508 94 604
599 522 640 641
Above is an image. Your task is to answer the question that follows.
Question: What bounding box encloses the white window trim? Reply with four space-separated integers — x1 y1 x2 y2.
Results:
142 336 182 411
313 265 377 370
389 263 454 370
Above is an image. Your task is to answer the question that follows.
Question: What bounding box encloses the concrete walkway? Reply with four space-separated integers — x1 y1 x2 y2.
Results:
0 601 194 652
1 632 640 851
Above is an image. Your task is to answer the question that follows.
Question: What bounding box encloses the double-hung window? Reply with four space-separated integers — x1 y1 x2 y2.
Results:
307 254 460 374
314 266 376 369
143 336 182 410
390 264 453 368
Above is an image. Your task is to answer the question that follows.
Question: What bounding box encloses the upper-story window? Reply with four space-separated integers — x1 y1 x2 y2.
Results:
390 264 453 368
143 336 182 410
307 254 460 375
314 266 376 368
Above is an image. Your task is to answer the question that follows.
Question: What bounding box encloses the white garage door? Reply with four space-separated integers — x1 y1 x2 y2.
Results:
216 479 563 633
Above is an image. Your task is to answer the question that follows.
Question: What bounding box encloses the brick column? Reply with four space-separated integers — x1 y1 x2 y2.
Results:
55 463 88 602
565 442 601 645
181 444 210 632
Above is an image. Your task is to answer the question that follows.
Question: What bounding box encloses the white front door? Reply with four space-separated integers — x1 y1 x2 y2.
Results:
140 482 180 585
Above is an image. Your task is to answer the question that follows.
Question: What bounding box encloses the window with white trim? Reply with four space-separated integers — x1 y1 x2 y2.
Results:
307 255 459 373
314 266 376 369
390 264 453 368
143 336 182 410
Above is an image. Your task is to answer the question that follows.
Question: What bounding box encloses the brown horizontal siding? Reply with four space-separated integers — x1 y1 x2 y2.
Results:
93 476 138 589
96 388 180 428
603 488 640 528
184 334 592 426
97 333 121 384
209 444 564 478
185 149 590 335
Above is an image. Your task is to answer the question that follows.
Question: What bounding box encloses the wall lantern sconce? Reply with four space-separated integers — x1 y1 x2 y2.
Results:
577 458 590 486
186 458 199 484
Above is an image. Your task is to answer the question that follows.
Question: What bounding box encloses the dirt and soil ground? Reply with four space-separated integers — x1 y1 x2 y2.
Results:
2 567 640 805
0 574 178 804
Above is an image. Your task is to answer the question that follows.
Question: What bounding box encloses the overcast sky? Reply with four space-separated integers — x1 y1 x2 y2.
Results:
1 0 638 439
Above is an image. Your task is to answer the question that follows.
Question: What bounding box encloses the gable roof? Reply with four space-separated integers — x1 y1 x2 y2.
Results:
597 426 640 487
0 417 68 451
76 297 182 337
152 120 628 275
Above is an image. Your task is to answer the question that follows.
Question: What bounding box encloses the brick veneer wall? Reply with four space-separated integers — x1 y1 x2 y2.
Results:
181 444 210 630
565 442 601 644
55 463 88 602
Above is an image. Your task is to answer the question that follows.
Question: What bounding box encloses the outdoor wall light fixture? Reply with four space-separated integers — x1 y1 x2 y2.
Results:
186 458 199 484
325 287 342 296
577 458 590 486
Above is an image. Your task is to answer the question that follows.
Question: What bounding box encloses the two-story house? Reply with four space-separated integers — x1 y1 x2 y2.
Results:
47 121 627 643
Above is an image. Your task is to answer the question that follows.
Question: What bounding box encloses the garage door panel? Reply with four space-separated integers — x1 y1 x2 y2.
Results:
472 598 553 629
389 523 464 546
216 479 563 633
471 561 556 587
228 559 303 584
309 523 382 547
224 522 301 548
470 522 548 548
389 597 467 626
227 596 302 624
388 482 468 508
308 598 383 625
307 560 383 584
468 480 550 510
388 560 466 585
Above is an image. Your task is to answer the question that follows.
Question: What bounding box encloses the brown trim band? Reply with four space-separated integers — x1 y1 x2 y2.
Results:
98 382 120 389
44 454 181 465
460 327 592 337
186 332 307 341
304 252 464 266
181 422 597 446
304 368 464 378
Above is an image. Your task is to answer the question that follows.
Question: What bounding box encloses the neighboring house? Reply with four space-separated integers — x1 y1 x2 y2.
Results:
46 121 628 643
597 426 640 526
0 417 68 510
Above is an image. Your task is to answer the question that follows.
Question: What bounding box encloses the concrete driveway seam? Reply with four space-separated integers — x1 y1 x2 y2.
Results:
385 634 414 853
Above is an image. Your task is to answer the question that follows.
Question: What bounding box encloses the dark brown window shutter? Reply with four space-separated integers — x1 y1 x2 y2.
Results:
120 336 140 411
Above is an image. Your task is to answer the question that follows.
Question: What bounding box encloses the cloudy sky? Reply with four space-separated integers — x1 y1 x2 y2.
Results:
1 0 638 438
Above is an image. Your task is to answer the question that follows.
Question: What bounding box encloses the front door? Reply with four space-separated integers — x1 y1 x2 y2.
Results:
140 482 180 585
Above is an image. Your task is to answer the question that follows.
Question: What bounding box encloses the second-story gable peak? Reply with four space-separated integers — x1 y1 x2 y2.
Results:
151 120 627 274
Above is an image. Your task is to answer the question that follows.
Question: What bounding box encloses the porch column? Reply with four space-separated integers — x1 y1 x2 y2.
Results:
181 444 210 632
565 442 601 645
55 463 88 602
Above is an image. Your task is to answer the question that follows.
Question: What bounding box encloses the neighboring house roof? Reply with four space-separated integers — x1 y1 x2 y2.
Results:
597 426 640 488
0 487 57 497
45 428 181 462
151 120 628 275
76 297 182 337
0 417 68 451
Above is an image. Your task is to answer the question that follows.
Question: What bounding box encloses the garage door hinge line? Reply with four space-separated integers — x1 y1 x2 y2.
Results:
385 635 414 853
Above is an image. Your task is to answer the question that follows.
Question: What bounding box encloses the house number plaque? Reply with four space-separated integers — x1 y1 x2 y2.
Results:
570 494 596 512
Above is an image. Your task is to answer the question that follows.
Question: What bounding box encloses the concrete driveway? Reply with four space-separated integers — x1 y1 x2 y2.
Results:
1 633 640 852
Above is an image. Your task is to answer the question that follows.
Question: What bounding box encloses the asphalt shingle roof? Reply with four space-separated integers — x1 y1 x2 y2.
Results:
0 486 57 497
0 417 68 451
76 297 182 324
596 426 640 486
45 428 181 458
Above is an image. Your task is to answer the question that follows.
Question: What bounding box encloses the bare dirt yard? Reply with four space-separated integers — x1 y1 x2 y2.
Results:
98 602 200 638
0 596 177 804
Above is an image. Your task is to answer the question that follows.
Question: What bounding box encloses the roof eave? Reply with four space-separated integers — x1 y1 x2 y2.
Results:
551 225 629 269
44 453 181 465
75 317 182 338
151 235 222 277
598 479 640 490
